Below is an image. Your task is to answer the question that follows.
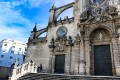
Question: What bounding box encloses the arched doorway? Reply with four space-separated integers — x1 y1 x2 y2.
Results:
90 28 113 76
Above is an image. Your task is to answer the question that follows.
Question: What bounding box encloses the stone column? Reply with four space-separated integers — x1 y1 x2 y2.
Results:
66 36 74 74
79 38 85 75
49 4 56 24
118 34 120 65
66 46 71 74
48 51 55 73
84 38 91 75
74 34 81 74
111 37 119 76
48 38 55 73
48 53 52 73
52 55 55 73
79 0 87 14
112 34 120 76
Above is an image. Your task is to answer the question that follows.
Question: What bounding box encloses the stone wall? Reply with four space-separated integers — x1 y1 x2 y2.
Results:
25 0 120 76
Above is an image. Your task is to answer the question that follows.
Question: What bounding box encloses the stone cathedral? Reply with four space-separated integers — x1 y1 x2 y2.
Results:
25 0 120 76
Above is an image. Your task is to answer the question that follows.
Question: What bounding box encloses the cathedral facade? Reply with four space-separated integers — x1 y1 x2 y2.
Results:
25 0 120 76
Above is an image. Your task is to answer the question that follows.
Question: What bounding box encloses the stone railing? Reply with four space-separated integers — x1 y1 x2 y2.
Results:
9 61 37 80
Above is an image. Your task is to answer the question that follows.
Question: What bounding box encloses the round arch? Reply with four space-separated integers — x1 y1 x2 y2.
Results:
89 25 114 76
88 25 113 39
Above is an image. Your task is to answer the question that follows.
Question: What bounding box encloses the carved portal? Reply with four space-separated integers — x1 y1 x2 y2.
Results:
90 28 111 42
89 28 112 75
55 37 67 52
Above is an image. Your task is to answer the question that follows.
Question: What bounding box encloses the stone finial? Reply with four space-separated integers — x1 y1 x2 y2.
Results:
75 34 81 44
66 36 74 46
52 2 56 9
30 60 33 66
60 17 62 21
30 60 33 63
33 23 37 32
49 38 55 51
66 16 69 20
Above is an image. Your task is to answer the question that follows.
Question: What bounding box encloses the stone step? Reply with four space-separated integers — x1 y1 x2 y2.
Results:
18 73 120 80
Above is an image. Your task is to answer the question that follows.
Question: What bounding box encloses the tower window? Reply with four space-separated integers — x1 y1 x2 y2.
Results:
19 48 21 51
4 44 7 46
2 49 6 52
10 56 13 59
11 50 14 53
25 48 27 51
1 55 4 58
18 58 20 61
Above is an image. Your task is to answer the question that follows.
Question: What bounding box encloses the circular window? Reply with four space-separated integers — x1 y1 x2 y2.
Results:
90 0 105 4
56 26 67 38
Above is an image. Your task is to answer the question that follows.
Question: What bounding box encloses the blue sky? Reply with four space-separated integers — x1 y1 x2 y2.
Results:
0 0 74 42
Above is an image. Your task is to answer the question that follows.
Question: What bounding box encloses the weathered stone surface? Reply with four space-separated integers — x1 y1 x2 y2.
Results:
25 0 120 76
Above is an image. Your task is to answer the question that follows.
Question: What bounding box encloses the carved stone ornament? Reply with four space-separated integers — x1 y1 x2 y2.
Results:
55 41 64 52
55 36 67 52
80 0 116 23
75 34 81 44
66 36 74 46
49 38 55 52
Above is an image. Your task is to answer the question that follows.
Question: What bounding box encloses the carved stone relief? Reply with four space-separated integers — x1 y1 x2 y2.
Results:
90 29 110 41
80 0 117 23
55 37 67 52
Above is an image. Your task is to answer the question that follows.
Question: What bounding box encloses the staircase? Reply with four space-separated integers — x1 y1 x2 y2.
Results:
18 73 120 80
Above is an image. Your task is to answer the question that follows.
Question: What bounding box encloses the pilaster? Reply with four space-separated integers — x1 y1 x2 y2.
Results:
79 36 85 75
84 38 91 75
111 37 119 76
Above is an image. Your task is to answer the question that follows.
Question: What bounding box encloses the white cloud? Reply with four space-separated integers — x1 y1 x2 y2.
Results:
0 0 75 42
0 2 33 42
0 26 26 41
10 0 74 8
27 0 74 8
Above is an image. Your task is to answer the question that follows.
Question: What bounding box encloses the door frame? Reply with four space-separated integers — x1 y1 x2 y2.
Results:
54 54 65 73
90 41 115 76
93 44 113 76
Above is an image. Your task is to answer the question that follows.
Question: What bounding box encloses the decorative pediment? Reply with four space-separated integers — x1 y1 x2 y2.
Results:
80 5 118 23
55 36 67 52
49 36 74 52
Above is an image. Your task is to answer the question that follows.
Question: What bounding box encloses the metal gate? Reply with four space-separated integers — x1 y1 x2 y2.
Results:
94 45 113 76
54 54 65 73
